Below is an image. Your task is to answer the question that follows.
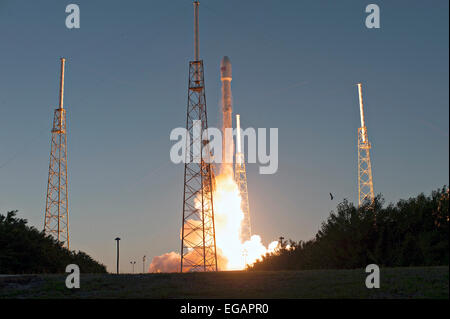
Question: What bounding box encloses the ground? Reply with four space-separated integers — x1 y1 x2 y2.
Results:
0 266 448 299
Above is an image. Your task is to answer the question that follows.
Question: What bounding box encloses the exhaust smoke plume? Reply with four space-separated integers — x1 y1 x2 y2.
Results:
148 252 180 273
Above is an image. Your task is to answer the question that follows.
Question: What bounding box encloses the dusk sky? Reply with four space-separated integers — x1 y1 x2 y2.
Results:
0 0 448 273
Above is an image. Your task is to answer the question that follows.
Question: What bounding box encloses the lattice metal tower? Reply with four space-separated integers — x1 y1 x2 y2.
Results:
180 1 218 272
235 114 251 243
44 58 70 249
357 83 375 206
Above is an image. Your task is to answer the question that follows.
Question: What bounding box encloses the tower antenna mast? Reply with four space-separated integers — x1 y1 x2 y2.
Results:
180 1 218 272
44 58 70 248
357 83 375 206
235 114 252 243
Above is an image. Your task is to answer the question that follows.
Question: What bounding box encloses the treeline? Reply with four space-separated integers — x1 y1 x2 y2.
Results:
250 187 449 271
0 211 106 274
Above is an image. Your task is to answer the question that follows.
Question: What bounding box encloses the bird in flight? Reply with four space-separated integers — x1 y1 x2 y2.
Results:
329 193 334 200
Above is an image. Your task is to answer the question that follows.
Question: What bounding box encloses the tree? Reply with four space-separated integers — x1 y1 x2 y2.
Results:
0 211 106 274
250 187 449 271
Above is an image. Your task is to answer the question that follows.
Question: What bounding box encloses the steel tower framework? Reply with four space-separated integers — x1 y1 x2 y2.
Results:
44 58 70 249
235 115 251 243
180 1 218 272
357 83 375 206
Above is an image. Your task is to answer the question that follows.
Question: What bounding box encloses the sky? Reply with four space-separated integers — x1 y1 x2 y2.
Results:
0 0 448 273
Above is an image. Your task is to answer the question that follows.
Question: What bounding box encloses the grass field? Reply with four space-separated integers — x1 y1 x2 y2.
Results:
0 266 448 299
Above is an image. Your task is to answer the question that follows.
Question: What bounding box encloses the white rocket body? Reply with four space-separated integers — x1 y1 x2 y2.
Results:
221 56 234 167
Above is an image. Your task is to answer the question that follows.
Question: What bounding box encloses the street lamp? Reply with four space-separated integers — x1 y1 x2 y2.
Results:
143 255 146 274
114 237 121 274
130 261 136 274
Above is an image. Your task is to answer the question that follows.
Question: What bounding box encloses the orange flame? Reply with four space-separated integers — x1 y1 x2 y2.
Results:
148 167 277 273
213 168 278 270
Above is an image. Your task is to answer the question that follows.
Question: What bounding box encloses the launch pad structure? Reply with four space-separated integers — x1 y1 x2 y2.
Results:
357 83 375 206
180 1 218 272
44 58 70 249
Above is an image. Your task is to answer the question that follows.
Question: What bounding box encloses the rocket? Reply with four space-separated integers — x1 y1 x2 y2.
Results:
220 56 234 167
220 56 232 82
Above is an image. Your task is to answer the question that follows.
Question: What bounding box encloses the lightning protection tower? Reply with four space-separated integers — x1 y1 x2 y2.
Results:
357 83 375 206
180 1 218 272
235 114 251 243
44 58 70 249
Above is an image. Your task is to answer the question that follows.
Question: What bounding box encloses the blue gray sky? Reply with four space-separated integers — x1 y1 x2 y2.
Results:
0 0 448 273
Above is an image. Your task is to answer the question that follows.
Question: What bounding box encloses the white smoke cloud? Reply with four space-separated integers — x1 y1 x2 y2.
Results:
148 251 180 273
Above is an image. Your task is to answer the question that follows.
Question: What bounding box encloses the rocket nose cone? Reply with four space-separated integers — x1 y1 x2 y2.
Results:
221 56 231 65
220 56 232 80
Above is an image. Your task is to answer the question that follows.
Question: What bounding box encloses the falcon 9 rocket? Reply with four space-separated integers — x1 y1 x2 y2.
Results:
220 56 234 172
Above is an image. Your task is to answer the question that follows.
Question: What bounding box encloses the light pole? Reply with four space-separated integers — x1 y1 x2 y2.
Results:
143 255 146 274
114 237 121 274
130 261 136 274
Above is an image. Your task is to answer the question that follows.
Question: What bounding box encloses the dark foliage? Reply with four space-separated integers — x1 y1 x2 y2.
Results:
250 187 449 271
0 211 107 274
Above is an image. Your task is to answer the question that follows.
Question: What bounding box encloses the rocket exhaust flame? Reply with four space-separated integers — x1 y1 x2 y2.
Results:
212 173 278 270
